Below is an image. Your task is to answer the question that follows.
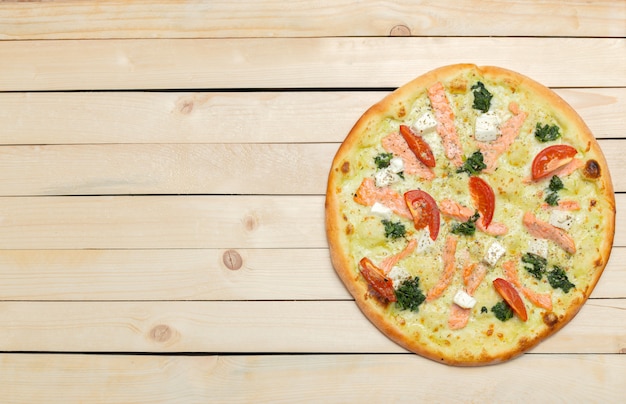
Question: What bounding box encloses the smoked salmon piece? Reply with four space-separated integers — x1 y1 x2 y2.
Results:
476 102 528 173
426 235 458 301
523 211 576 254
503 260 553 310
380 238 418 274
382 132 435 180
427 82 464 167
439 198 508 236
354 178 412 219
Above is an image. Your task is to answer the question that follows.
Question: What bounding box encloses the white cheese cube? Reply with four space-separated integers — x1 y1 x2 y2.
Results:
453 289 477 309
374 168 398 187
387 266 411 289
474 111 500 142
549 210 574 230
388 157 404 174
370 202 392 220
412 112 438 135
484 241 506 266
528 238 549 259
417 230 435 253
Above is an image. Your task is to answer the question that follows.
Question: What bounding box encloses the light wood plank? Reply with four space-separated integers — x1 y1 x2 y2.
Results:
0 194 623 249
1 38 624 91
0 246 621 301
0 140 623 196
1 0 623 40
1 353 624 403
0 88 623 145
0 299 623 354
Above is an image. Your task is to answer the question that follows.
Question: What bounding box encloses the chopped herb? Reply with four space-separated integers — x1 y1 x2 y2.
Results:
381 219 406 240
451 212 480 236
397 171 405 180
471 82 493 113
547 266 575 293
481 306 488 314
491 301 514 322
457 151 487 175
535 123 561 142
395 276 426 312
374 152 393 169
522 252 547 280
545 175 565 206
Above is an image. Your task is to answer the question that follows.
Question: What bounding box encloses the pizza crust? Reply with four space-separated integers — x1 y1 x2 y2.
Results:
326 64 615 366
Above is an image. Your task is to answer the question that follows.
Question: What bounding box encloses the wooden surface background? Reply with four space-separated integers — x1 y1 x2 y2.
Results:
0 1 624 402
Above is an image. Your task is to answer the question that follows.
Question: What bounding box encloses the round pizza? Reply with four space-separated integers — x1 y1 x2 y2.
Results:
325 64 615 366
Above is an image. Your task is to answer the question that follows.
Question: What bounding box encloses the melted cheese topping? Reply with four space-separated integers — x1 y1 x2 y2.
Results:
330 67 613 364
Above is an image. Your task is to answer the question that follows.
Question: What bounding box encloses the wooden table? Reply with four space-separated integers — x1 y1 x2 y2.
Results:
1 1 624 402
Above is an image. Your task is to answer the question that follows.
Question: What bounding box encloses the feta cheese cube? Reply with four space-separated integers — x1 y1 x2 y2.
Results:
388 157 404 174
412 112 438 135
474 111 500 142
453 289 477 309
374 168 398 187
417 230 435 253
528 238 549 259
387 266 411 289
370 202 392 220
549 210 574 230
484 241 506 266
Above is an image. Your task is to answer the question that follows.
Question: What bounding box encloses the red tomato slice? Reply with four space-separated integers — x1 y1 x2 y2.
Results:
531 145 578 180
359 257 397 302
399 125 436 168
493 278 528 321
469 176 495 228
404 190 440 240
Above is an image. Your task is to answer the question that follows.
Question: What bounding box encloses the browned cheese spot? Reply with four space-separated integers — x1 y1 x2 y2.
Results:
543 312 559 327
345 224 354 235
341 161 350 174
583 159 601 179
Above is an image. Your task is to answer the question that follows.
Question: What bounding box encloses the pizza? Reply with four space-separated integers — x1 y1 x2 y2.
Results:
325 64 615 366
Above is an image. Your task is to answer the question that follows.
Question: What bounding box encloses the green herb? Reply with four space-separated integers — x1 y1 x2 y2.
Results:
481 306 488 314
381 219 406 240
397 171 405 180
491 301 514 322
547 266 575 293
522 252 548 280
451 212 480 236
456 151 487 175
535 123 561 142
374 152 393 169
544 175 565 206
395 277 426 312
471 82 493 113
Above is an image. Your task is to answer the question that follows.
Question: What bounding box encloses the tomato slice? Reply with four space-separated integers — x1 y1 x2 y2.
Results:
359 257 397 302
399 125 436 168
469 176 495 228
492 278 528 321
404 190 440 240
531 145 578 180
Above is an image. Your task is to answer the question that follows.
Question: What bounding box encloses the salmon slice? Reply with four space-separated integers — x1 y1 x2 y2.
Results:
354 178 412 219
523 158 584 184
380 238 418 274
382 132 435 180
541 200 581 211
503 260 553 310
523 211 576 254
448 303 471 330
465 262 488 296
477 102 528 173
427 82 464 167
426 235 458 301
439 198 508 236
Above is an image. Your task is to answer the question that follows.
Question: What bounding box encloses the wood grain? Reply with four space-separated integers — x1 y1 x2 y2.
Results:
1 88 623 145
0 194 623 249
1 0 623 39
1 353 623 402
0 300 623 354
0 140 623 196
1 38 624 91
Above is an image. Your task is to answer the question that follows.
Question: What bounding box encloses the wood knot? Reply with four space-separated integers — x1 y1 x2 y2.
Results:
223 249 243 270
150 324 172 343
242 213 258 232
175 97 194 114
389 24 411 36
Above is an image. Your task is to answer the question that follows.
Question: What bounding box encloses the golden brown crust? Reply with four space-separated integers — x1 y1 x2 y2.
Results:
325 64 615 366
